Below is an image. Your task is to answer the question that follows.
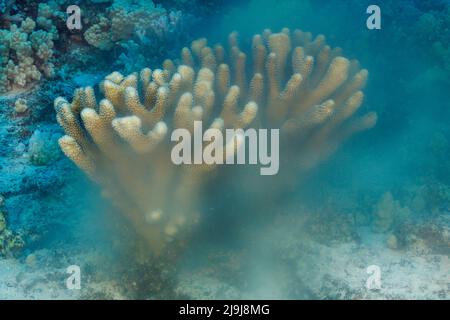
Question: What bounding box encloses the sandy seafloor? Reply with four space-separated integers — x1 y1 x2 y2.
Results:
0 213 448 299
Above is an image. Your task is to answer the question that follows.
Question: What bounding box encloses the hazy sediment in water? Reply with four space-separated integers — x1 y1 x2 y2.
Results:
0 0 448 299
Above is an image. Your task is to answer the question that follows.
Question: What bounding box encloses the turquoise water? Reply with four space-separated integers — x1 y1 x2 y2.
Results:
0 0 448 299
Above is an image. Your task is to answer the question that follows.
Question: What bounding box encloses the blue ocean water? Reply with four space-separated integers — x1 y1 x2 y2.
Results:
0 0 448 299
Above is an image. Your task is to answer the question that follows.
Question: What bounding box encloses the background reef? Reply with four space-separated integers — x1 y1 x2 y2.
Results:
0 0 448 299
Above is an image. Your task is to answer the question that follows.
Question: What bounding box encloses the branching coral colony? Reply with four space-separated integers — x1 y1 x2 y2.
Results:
55 28 377 253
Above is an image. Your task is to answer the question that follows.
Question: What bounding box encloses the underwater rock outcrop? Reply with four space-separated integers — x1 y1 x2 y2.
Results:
55 28 377 253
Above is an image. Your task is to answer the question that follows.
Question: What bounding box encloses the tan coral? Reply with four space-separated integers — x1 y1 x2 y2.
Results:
55 28 376 253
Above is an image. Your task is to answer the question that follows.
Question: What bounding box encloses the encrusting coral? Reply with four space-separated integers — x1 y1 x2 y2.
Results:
55 28 377 253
